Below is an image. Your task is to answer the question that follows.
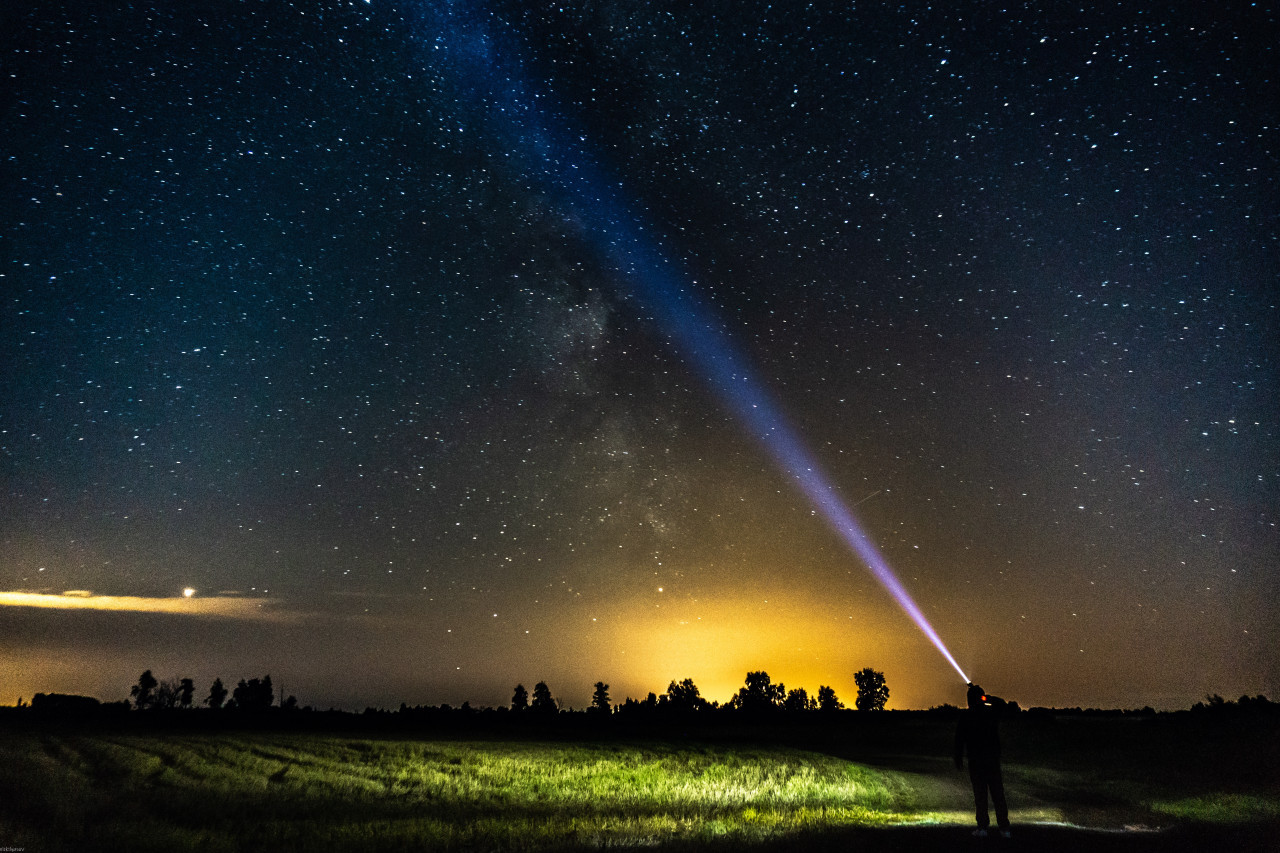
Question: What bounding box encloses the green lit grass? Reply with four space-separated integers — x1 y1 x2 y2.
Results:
0 721 1276 851
1149 793 1280 824
0 733 965 851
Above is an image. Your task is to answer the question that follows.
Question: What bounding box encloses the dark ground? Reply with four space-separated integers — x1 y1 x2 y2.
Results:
2 706 1277 851
719 822 1279 853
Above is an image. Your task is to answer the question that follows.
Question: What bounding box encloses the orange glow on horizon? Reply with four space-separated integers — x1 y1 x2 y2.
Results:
599 584 952 708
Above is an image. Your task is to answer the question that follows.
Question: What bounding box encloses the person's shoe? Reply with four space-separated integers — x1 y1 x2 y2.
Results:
999 829 1012 839
972 828 989 837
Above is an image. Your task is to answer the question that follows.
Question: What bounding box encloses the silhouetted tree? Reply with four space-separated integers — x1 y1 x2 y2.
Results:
665 678 708 712
590 681 611 714
531 681 557 715
206 677 228 709
854 667 889 711
733 671 784 712
178 678 195 709
1192 694 1228 713
784 687 816 712
232 675 274 711
817 685 843 711
511 683 528 712
131 670 158 710
154 679 181 710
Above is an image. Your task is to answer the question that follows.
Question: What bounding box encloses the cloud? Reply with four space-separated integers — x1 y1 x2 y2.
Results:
0 590 286 621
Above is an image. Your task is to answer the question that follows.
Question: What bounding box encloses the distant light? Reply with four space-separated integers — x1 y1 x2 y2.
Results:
183 588 196 598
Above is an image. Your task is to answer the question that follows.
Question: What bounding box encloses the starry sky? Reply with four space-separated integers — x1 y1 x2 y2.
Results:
2 1 1276 712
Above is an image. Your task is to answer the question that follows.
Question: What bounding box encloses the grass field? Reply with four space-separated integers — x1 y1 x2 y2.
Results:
0 714 1276 851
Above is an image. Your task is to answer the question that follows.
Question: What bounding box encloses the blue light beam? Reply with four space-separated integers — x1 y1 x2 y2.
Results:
418 2 970 684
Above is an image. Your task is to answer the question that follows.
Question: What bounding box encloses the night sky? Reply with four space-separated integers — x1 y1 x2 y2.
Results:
3 1 1276 712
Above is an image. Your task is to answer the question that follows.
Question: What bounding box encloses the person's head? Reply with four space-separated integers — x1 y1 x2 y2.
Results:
967 683 986 709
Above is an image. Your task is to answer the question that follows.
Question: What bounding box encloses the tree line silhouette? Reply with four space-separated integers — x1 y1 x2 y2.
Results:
505 669 890 716
25 667 889 719
17 668 1275 723
113 668 889 716
409 669 887 718
127 670 299 713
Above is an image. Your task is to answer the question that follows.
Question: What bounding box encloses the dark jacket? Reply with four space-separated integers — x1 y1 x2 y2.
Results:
955 695 1006 768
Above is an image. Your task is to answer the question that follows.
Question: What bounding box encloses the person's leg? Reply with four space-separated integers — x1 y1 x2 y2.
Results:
969 765 990 828
989 763 1010 829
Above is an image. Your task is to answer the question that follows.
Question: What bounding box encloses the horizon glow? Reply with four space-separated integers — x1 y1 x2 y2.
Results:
0 591 282 620
422 3 970 685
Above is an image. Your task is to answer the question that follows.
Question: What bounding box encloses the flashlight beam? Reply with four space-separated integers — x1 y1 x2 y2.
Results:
423 2 970 684
619 250 971 686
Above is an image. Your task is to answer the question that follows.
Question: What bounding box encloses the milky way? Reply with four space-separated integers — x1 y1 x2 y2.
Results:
2 1 1276 711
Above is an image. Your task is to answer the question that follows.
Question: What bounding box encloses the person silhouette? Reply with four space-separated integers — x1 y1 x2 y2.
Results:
954 682 1011 838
